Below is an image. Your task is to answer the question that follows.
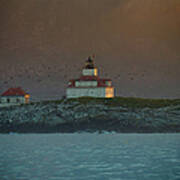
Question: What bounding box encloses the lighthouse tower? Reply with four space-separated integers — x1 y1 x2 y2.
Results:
66 56 114 98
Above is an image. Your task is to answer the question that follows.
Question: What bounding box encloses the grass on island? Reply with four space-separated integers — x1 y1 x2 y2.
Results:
13 96 180 109
65 96 180 108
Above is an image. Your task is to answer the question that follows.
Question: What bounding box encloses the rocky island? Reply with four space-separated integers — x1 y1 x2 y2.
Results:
0 97 180 133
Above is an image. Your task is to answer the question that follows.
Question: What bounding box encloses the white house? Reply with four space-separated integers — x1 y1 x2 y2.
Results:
0 87 30 107
66 56 114 98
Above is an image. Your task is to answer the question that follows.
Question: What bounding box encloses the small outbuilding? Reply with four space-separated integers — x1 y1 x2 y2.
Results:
0 87 30 106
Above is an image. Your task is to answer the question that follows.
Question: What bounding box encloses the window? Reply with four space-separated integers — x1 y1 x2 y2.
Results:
90 90 94 95
7 98 10 103
106 81 112 86
16 98 20 103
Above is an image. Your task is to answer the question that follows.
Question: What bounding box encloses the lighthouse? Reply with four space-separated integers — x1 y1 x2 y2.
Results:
66 56 114 98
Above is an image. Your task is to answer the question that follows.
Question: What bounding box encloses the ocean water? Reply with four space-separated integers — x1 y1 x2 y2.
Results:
0 133 180 180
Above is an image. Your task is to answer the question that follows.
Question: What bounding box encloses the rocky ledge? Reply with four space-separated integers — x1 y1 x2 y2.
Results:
0 97 180 133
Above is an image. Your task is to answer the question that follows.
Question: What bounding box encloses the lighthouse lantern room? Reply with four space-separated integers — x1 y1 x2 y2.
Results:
66 56 114 98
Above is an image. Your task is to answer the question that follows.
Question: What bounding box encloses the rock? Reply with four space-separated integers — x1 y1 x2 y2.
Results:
0 100 180 133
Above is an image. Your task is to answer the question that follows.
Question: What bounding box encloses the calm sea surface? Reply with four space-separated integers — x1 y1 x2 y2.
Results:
0 133 180 180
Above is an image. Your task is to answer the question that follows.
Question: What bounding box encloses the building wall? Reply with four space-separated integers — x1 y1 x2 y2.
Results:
0 96 28 105
82 68 98 76
66 87 114 98
75 81 98 87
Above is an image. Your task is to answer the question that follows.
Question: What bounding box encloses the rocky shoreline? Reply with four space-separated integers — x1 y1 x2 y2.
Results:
0 98 180 133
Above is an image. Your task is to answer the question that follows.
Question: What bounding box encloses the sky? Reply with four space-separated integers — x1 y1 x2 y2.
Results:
0 0 180 100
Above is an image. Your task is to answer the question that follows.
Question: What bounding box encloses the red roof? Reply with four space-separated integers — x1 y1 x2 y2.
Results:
71 76 111 81
1 87 28 96
78 76 99 81
98 79 111 87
